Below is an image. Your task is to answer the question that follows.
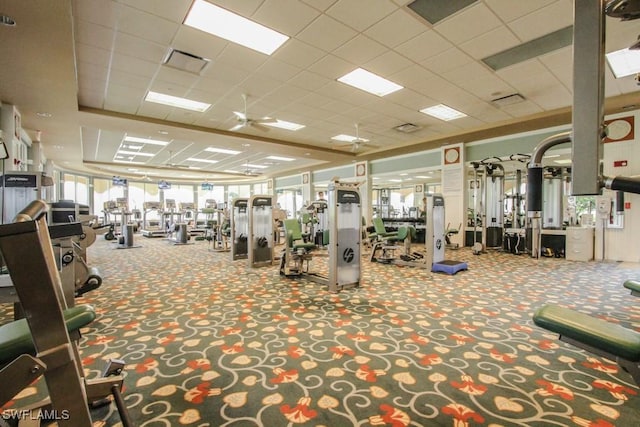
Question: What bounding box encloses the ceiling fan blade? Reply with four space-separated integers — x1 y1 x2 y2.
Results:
229 123 245 132
255 117 277 124
250 122 270 132
233 111 247 120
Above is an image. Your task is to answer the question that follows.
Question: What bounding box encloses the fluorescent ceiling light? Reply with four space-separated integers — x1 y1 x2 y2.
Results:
554 159 572 165
145 91 211 112
187 157 219 164
124 136 170 146
205 147 242 155
266 155 295 161
416 175 430 179
247 164 268 169
606 47 640 78
389 179 403 182
124 144 143 150
331 134 370 143
184 0 289 55
223 170 239 174
337 68 403 96
188 166 202 170
263 120 305 131
420 104 467 121
117 150 154 157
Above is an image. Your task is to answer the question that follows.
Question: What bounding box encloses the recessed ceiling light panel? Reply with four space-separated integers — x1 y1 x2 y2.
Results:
184 0 289 55
263 120 305 131
204 147 242 155
145 91 211 112
606 47 640 78
124 136 170 146
337 68 403 97
420 104 467 121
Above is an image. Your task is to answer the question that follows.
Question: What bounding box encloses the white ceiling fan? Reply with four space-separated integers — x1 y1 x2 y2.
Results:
230 94 277 132
337 123 378 152
242 160 262 176
160 151 188 169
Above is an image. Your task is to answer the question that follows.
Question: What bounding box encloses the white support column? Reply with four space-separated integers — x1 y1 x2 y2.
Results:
354 161 370 226
441 144 465 247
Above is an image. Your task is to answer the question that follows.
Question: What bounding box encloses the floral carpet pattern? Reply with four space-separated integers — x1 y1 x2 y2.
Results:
1 236 639 426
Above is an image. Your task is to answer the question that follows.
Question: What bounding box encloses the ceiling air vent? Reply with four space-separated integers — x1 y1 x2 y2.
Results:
163 48 211 75
394 123 422 133
491 93 526 107
407 0 478 25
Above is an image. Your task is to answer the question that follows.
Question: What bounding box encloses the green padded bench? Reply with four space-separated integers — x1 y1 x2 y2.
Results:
623 280 640 297
0 304 96 365
533 304 640 385
371 217 400 242
283 219 316 252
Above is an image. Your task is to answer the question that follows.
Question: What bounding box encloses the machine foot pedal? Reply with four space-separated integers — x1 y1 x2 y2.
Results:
412 252 424 259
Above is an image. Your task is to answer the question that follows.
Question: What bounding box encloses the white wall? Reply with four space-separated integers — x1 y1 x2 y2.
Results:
601 110 640 262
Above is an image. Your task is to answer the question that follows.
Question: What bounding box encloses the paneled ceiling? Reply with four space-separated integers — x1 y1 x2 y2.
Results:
0 0 638 184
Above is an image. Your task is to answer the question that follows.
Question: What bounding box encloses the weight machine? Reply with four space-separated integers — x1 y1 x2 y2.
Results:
426 194 468 274
248 195 274 267
231 198 249 260
280 180 361 293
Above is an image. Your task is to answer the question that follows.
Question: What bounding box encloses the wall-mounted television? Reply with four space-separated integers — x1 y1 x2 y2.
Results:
201 183 214 191
158 180 171 190
112 176 128 186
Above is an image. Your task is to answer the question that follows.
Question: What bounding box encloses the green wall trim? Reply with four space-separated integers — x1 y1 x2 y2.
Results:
370 150 440 174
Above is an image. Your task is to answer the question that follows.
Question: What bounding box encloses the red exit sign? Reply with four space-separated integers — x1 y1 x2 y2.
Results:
614 160 628 167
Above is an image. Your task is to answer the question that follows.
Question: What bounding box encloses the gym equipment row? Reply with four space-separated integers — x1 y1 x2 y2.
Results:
280 180 360 293
0 200 131 426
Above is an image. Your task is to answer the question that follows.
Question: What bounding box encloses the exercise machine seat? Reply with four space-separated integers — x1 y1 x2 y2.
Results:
533 304 640 362
0 304 96 365
284 219 315 252
372 218 399 240
624 279 640 296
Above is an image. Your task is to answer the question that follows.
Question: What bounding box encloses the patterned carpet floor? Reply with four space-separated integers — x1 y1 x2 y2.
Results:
1 235 639 426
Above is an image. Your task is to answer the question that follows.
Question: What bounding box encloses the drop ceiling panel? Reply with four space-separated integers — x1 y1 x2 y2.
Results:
72 0 119 28
254 0 319 36
121 0 192 23
364 50 414 76
421 47 474 75
296 15 358 52
539 46 573 88
459 26 521 60
74 19 118 51
364 9 426 48
75 43 112 68
307 54 355 79
434 3 502 45
110 53 159 79
528 84 572 110
508 1 573 43
112 32 168 64
326 0 396 32
201 63 251 86
301 0 338 12
117 5 179 45
256 58 303 83
214 44 270 72
332 35 388 64
395 30 452 63
272 39 327 69
287 71 332 91
484 0 557 23
390 64 438 92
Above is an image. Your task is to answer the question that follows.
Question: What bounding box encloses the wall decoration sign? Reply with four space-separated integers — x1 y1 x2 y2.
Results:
443 146 461 165
414 184 423 193
302 173 309 184
355 162 367 177
604 116 634 143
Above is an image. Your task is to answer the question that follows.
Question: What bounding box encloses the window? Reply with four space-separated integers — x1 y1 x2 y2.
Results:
128 181 159 211
227 184 250 205
93 178 125 216
197 184 225 209
163 184 195 205
62 173 89 205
